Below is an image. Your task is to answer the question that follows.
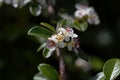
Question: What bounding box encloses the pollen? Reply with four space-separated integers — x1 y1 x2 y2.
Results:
56 35 64 42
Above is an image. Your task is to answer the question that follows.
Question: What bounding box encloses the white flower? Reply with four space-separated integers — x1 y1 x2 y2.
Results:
65 27 74 33
57 27 66 35
87 7 100 25
46 26 80 52
74 4 100 25
74 9 87 19
65 27 78 38
87 13 100 25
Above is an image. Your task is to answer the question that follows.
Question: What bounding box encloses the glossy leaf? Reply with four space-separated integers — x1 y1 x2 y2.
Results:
94 72 105 80
73 21 88 31
57 19 74 28
33 72 48 80
103 58 120 80
38 63 59 80
29 4 42 16
37 43 46 52
57 19 67 28
40 22 56 33
28 26 53 38
43 48 54 58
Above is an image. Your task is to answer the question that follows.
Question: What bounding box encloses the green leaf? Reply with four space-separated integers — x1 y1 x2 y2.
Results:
33 72 48 80
57 19 74 28
40 22 56 33
94 72 105 80
73 21 88 31
103 58 120 80
57 19 67 28
37 43 46 52
43 48 54 58
38 63 59 80
28 26 53 38
29 3 42 16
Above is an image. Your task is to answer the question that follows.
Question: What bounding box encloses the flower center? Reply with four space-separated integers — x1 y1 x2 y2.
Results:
56 35 64 42
64 36 72 43
47 40 56 49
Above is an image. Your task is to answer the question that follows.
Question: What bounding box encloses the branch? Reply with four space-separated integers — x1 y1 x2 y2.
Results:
56 47 67 80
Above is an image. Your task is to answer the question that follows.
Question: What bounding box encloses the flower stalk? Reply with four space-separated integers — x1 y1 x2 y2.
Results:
56 47 66 80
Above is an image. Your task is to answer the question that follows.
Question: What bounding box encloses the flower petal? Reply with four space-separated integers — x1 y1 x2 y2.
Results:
74 10 87 19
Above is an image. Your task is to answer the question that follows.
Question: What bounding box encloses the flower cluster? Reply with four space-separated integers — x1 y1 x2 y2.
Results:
74 4 100 25
46 27 80 52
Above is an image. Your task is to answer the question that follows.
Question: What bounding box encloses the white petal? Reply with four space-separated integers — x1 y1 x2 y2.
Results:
72 33 78 38
74 10 87 19
93 16 100 25
49 35 58 43
87 18 93 25
57 27 67 36
86 7 95 15
88 13 100 25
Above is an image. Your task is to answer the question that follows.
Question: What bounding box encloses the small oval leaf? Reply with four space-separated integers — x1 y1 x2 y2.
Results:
29 4 42 16
57 19 74 29
37 43 46 52
57 19 67 28
94 72 105 80
38 63 59 80
103 58 120 80
73 21 88 31
28 26 53 38
40 22 56 33
43 48 54 58
33 72 48 80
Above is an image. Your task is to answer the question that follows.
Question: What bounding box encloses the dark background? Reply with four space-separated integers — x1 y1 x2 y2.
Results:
0 0 120 80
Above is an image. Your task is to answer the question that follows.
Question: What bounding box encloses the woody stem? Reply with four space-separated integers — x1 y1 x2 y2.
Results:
56 47 66 80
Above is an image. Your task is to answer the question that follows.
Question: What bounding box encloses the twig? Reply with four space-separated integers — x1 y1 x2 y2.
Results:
56 47 66 80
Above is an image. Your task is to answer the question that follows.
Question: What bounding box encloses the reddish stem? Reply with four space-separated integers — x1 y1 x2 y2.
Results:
56 47 66 80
